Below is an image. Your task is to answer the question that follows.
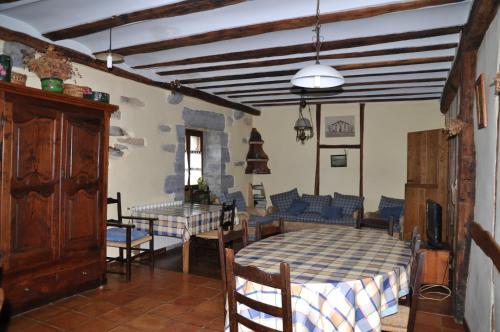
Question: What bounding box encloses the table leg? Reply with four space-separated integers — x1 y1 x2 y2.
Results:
182 241 190 273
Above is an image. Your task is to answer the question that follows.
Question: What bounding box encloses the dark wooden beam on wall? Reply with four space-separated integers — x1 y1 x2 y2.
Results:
202 76 448 91
453 50 476 321
146 43 457 73
252 96 440 107
43 0 246 40
470 221 500 273
314 104 321 195
139 26 462 68
440 0 500 113
0 26 260 116
319 144 361 149
359 103 365 197
176 56 454 83
99 1 463 56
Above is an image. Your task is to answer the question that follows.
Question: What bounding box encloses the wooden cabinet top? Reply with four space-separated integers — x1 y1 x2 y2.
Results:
0 81 118 114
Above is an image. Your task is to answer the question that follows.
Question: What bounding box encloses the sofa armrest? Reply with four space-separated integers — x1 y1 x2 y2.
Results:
246 207 267 216
266 206 278 214
353 208 364 221
237 211 249 224
364 210 381 219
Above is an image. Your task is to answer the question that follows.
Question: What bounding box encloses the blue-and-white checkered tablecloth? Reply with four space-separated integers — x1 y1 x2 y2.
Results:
132 203 239 242
225 226 411 332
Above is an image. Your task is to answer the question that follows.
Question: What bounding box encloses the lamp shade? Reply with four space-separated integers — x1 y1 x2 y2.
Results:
291 63 344 88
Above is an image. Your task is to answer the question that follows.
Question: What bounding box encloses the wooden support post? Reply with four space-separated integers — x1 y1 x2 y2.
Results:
359 103 365 197
453 50 476 321
315 104 321 195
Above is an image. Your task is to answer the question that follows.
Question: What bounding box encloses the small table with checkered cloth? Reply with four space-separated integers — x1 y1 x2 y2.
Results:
225 226 411 332
132 203 238 273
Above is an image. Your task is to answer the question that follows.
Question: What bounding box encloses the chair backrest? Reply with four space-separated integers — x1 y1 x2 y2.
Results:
255 218 285 241
225 248 293 332
218 219 248 311
107 192 123 223
410 226 419 253
220 200 236 231
407 250 426 332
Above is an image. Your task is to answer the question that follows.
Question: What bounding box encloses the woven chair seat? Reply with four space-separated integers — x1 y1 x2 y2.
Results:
381 305 409 332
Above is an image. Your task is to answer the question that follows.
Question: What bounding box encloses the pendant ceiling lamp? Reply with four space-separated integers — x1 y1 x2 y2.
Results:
294 94 314 144
291 0 344 89
95 27 124 69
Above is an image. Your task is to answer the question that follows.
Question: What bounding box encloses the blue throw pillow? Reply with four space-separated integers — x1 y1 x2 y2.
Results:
321 205 343 220
380 206 404 220
287 199 309 215
270 188 300 212
332 192 364 216
302 194 332 214
378 195 405 210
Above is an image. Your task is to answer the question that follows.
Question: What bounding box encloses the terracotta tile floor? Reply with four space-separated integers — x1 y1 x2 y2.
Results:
2 247 465 331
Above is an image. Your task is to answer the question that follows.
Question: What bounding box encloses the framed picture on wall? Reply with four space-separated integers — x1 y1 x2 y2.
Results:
331 154 347 167
475 73 487 129
325 116 355 137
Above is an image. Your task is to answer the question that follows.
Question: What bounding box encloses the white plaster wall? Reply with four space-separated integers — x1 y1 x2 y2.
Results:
465 8 500 332
253 100 444 211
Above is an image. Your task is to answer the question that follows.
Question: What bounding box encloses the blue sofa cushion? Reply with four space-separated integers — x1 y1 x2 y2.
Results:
321 205 343 220
302 194 332 214
268 212 356 226
379 195 405 210
107 227 149 242
248 215 276 227
380 206 404 220
287 199 309 215
332 192 364 216
270 188 300 212
223 191 246 210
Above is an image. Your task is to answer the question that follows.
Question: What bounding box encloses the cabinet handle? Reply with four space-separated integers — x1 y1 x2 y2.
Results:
82 271 88 276
24 287 31 292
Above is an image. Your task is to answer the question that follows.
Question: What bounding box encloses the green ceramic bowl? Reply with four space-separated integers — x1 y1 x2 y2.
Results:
41 77 63 93
84 91 110 103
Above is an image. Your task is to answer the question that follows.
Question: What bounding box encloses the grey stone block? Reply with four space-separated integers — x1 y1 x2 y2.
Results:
221 148 230 163
174 162 184 174
162 144 176 153
176 125 185 143
114 144 128 150
120 96 145 107
164 175 184 195
242 138 248 144
109 146 124 157
234 161 245 167
117 137 145 146
221 175 235 191
183 107 225 131
227 115 234 126
111 110 121 120
159 124 171 133
110 126 127 136
233 110 244 120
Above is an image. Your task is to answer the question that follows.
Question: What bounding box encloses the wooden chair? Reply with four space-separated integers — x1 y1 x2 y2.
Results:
255 218 285 241
225 248 293 332
410 226 419 254
381 250 426 332
356 215 395 236
196 200 236 241
106 192 157 281
217 219 248 312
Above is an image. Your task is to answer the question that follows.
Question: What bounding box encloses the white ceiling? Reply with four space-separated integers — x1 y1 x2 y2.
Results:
0 0 474 109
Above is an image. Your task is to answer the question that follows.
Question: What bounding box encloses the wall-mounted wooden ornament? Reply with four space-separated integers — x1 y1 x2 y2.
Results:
245 128 270 174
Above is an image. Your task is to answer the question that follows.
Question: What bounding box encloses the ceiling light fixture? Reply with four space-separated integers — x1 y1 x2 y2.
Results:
294 94 314 144
291 0 344 89
95 26 124 70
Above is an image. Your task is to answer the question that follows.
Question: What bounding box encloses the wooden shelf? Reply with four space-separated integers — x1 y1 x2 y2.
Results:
245 128 270 174
247 158 269 162
249 141 264 144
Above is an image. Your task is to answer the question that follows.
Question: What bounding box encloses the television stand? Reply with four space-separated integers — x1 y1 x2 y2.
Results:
420 242 451 286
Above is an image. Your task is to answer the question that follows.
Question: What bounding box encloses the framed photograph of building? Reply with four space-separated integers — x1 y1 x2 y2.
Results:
331 154 347 167
325 116 355 137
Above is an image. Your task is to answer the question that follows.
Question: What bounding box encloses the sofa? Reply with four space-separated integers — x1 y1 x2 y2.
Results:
364 195 405 236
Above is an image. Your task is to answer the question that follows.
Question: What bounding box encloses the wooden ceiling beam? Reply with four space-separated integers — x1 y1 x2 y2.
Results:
43 0 246 41
105 0 464 56
227 84 444 98
214 78 447 95
134 26 462 68
150 43 457 74
195 69 450 89
241 92 441 104
252 96 440 107
0 26 260 115
176 56 454 83
440 0 500 113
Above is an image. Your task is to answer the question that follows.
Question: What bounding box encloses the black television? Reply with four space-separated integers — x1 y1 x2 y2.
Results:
426 199 443 248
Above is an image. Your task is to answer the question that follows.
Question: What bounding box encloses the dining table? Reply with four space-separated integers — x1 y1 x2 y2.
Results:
225 226 411 332
131 201 239 273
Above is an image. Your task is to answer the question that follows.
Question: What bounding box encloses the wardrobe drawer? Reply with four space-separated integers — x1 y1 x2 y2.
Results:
56 262 104 291
4 274 58 310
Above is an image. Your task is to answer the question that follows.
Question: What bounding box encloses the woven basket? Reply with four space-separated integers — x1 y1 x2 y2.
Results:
63 84 84 98
11 72 27 86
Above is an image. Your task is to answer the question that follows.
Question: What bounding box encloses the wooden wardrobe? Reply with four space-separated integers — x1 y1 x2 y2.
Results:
404 129 449 242
0 81 117 313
